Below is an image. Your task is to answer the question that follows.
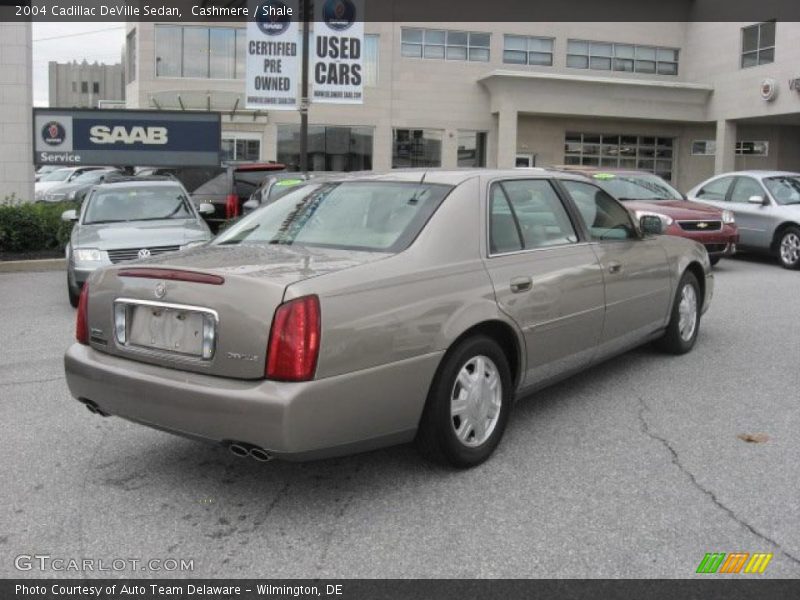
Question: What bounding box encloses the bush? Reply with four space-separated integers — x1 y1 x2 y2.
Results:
0 199 79 253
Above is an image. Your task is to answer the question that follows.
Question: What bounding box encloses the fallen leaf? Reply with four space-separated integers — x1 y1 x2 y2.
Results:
737 433 769 444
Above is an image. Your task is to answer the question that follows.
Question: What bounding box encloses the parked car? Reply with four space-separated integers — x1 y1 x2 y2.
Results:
34 166 107 200
242 173 310 214
64 169 712 467
61 177 214 307
35 165 61 182
686 170 800 269
557 167 738 265
40 168 122 203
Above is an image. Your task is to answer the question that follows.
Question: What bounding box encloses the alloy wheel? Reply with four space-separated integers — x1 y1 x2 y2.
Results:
677 283 698 342
780 232 800 266
450 355 502 448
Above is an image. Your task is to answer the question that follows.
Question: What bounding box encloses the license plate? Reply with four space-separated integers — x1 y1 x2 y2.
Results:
127 305 207 357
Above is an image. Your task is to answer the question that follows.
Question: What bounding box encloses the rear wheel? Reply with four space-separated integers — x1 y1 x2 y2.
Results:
778 226 800 270
656 271 700 355
416 335 512 468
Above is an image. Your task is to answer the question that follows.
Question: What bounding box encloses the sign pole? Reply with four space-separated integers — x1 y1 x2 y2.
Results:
299 0 311 172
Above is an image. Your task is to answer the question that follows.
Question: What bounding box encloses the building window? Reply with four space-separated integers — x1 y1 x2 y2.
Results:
401 28 489 62
567 40 679 75
457 131 487 167
221 136 261 161
71 81 77 93
392 129 443 168
92 82 100 94
363 34 379 86
156 25 246 79
277 125 374 172
564 132 674 181
691 140 769 157
741 22 775 68
126 29 136 83
81 81 88 94
503 35 554 66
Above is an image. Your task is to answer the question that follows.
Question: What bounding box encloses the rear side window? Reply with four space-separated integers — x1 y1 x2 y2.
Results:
561 180 636 240
213 181 452 252
696 176 734 201
489 179 578 254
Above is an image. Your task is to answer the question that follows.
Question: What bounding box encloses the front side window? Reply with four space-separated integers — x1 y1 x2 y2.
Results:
213 182 452 252
696 176 734 201
83 186 194 224
392 129 442 168
567 40 679 75
401 28 489 62
730 177 766 203
561 180 636 241
742 22 775 68
764 176 800 205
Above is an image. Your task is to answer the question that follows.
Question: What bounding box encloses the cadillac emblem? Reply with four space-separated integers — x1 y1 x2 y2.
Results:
154 282 167 299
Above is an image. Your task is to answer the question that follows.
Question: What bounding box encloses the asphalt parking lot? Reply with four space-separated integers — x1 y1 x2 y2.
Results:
1 257 799 579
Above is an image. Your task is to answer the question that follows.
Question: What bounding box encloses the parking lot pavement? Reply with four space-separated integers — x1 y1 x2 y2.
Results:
1 257 799 579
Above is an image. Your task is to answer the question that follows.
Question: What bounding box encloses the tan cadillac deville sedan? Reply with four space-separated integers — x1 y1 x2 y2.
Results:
64 169 713 468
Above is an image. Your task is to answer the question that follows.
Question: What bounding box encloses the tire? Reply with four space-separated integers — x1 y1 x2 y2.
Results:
416 335 513 468
656 271 701 355
709 256 721 266
67 273 81 308
777 226 800 270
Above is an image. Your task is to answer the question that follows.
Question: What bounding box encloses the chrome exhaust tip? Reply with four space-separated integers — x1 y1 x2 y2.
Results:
229 443 250 458
249 447 273 462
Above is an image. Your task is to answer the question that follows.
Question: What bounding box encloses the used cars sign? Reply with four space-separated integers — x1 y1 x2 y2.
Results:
33 109 221 167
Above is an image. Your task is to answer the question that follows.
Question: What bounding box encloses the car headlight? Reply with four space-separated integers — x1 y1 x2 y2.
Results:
180 240 207 251
635 211 674 227
73 248 107 262
721 210 735 224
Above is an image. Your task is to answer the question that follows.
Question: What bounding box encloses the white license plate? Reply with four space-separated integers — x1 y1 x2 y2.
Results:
128 305 206 356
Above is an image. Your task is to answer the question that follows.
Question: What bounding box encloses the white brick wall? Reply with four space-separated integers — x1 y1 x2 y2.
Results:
0 23 33 203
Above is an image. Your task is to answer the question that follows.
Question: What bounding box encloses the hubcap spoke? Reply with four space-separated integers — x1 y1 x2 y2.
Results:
677 283 697 341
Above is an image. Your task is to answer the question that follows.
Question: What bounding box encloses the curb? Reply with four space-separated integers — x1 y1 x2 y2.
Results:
0 258 66 273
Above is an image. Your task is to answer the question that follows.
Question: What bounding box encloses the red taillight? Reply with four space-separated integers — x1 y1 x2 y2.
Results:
266 295 321 382
225 193 239 219
76 283 89 344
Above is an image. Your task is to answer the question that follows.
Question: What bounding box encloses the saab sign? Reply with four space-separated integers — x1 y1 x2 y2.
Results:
33 109 221 167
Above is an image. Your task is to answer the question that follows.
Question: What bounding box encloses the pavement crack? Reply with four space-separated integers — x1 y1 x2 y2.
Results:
0 375 63 387
637 397 800 569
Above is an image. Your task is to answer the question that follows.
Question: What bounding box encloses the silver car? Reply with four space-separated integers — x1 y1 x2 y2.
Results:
62 178 214 307
64 170 712 467
686 170 800 269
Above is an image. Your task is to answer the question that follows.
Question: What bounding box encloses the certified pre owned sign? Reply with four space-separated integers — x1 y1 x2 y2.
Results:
33 109 221 167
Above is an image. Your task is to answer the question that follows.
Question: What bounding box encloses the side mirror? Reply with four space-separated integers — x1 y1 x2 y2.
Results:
640 215 663 235
197 202 215 215
242 198 259 213
747 195 767 206
61 209 78 222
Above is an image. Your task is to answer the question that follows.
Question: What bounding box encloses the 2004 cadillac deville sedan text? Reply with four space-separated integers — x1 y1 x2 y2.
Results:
64 170 713 467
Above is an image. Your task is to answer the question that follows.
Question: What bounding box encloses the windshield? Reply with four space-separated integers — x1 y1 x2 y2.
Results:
267 178 305 201
763 176 800 205
83 186 195 224
214 181 452 252
73 170 111 184
41 169 72 182
593 173 683 201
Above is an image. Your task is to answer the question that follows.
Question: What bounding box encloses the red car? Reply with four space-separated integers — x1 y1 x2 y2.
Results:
558 168 738 265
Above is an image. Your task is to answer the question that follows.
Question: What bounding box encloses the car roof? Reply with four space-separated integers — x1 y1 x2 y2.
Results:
303 168 591 186
93 177 183 190
722 170 800 177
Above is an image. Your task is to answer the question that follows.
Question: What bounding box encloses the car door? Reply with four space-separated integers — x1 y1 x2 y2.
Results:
727 176 775 249
483 177 606 388
559 180 672 357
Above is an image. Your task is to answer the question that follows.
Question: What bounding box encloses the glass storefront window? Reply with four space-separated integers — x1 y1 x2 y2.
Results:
564 132 675 181
392 129 443 168
277 125 374 172
457 131 487 167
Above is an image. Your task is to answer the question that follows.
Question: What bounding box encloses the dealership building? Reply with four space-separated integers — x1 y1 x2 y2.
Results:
124 20 800 191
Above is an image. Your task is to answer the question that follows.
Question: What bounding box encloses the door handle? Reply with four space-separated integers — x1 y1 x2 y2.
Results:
510 277 532 293
608 261 622 274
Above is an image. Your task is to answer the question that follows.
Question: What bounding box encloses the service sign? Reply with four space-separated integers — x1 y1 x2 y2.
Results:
33 109 221 167
246 0 300 110
313 0 364 104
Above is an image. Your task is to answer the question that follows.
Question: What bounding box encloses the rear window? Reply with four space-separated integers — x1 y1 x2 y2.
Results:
213 181 452 252
593 173 683 201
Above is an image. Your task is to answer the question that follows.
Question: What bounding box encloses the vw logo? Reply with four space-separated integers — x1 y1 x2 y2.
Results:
154 282 167 299
41 121 66 146
137 248 151 259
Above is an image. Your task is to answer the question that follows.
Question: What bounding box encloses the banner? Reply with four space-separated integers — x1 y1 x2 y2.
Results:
312 0 365 104
246 0 300 110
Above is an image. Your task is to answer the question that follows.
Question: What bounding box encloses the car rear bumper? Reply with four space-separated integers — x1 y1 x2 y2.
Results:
64 344 440 460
